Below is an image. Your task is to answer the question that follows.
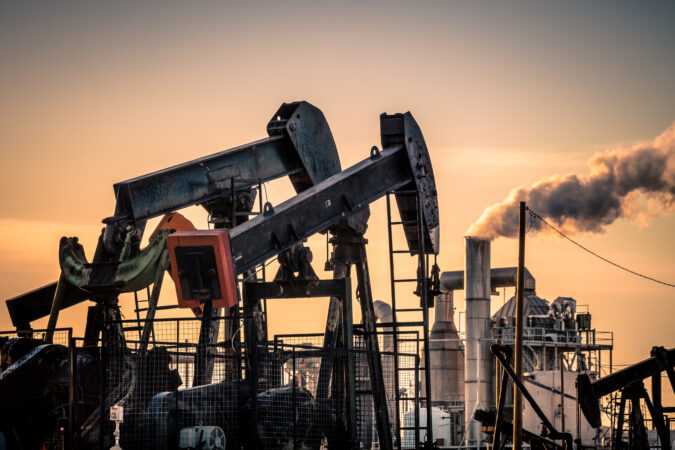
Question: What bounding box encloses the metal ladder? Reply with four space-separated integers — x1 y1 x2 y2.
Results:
386 190 434 449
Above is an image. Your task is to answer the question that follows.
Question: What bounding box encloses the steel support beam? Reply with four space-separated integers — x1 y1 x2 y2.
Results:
243 278 355 448
110 101 340 226
355 244 393 450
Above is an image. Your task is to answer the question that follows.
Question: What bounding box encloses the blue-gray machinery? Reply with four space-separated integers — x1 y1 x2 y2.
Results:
0 101 440 449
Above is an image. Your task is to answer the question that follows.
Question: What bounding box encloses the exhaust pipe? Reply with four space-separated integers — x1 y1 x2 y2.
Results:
464 237 492 446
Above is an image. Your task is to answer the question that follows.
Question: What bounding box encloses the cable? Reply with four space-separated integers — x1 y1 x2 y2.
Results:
527 208 675 288
231 322 244 351
241 256 278 283
262 181 269 205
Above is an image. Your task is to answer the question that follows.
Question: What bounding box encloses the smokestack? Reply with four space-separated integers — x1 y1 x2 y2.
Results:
373 300 393 351
467 122 675 240
464 237 492 446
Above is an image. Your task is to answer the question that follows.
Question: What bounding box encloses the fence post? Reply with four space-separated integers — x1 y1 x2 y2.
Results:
293 350 298 450
415 355 420 449
251 341 258 449
99 331 107 450
68 336 77 450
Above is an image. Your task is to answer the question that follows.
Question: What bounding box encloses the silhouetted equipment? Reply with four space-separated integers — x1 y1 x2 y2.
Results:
578 346 675 450
5 101 342 331
489 344 574 450
1 102 440 449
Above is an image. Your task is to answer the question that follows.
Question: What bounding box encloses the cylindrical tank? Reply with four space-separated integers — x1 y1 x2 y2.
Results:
464 237 492 446
402 407 452 448
427 291 464 407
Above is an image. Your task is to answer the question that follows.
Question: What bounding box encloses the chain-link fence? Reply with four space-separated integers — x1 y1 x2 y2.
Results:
0 327 72 346
0 328 73 450
274 331 422 449
1 320 423 449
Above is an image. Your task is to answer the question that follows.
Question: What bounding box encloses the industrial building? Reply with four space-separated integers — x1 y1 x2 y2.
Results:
424 237 615 448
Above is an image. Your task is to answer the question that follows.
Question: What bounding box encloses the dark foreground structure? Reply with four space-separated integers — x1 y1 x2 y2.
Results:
1 102 673 450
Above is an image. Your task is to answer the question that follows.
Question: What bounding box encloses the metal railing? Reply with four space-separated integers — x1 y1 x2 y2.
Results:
492 326 613 347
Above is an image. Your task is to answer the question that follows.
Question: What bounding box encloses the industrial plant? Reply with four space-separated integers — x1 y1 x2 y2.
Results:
0 102 672 450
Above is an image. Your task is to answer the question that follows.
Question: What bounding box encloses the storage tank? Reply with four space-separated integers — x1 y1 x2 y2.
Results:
427 291 464 407
402 407 452 448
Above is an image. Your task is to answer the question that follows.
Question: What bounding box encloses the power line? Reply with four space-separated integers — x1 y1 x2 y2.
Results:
527 208 675 289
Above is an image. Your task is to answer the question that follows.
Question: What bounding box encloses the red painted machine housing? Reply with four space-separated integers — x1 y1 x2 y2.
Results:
167 229 238 309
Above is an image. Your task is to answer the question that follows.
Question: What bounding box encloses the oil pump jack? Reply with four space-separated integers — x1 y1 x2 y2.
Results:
1 100 343 449
0 102 440 450
578 346 675 450
5 101 341 344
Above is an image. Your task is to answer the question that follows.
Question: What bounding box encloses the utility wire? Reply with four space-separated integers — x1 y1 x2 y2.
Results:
527 208 675 288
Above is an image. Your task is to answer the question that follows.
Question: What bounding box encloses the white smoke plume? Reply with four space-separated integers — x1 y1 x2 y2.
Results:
467 122 675 240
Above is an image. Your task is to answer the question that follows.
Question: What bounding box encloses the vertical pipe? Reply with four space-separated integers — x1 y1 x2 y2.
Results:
464 237 491 447
560 354 566 436
293 350 298 450
513 202 526 450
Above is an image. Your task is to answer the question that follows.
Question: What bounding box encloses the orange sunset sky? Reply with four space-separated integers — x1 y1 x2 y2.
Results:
1 0 673 395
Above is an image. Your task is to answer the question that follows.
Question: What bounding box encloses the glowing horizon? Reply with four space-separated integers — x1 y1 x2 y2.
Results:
1 1 673 405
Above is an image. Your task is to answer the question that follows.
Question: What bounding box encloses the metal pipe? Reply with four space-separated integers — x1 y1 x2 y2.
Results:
440 267 535 293
560 353 566 437
463 237 491 447
513 201 526 450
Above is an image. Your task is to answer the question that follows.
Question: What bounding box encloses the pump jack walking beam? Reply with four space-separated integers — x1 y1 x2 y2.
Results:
578 346 674 450
226 112 439 275
228 111 439 449
6 101 341 330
